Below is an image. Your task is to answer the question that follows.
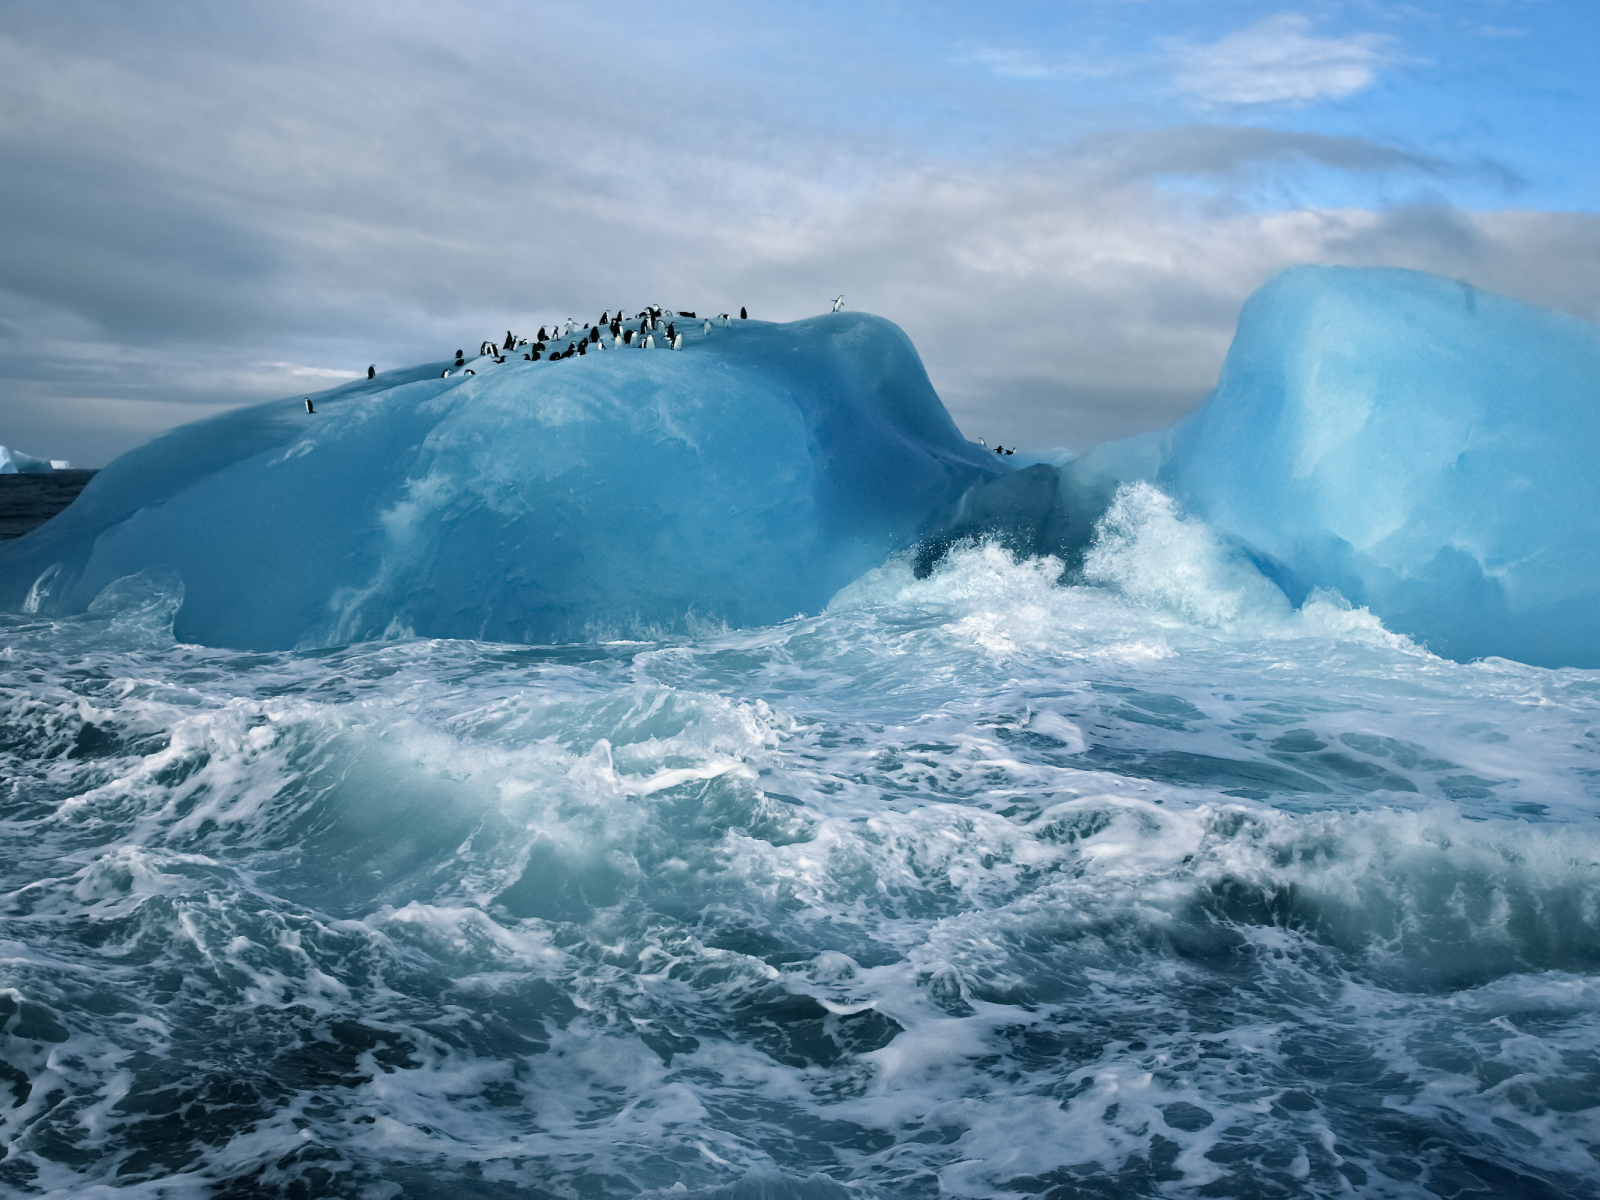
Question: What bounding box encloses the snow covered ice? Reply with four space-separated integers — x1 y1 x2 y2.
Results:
0 446 56 474
2 276 1599 1198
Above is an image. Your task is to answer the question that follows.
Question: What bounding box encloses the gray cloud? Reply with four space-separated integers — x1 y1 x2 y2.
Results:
0 1 1593 467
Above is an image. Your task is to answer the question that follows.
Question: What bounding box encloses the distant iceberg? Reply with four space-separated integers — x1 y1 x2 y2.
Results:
0 315 1000 649
0 446 56 474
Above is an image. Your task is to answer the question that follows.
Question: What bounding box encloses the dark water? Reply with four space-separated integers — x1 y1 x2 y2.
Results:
0 471 97 541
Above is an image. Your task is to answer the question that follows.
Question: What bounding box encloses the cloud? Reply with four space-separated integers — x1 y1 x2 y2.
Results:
0 2 1592 468
1172 14 1396 107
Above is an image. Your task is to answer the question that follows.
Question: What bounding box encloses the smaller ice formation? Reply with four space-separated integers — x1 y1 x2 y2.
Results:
0 446 56 474
925 266 1600 668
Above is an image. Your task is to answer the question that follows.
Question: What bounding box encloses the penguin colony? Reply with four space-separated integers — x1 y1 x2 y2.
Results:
320 299 871 410
425 303 756 380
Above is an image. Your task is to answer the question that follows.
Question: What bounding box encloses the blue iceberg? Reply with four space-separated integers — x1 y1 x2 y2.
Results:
1113 267 1600 667
6 268 1600 667
0 315 1000 649
926 266 1600 667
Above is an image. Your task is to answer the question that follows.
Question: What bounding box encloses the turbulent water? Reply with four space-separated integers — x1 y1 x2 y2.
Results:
3 485 1599 1199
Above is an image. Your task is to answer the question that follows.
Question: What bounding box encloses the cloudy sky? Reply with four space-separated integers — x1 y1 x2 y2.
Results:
1 0 1596 466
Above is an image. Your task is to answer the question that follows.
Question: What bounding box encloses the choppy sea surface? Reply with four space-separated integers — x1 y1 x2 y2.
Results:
2 484 1598 1199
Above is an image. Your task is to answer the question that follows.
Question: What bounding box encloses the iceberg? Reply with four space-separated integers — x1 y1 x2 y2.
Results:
927 266 1600 667
0 315 1000 649
0 445 56 474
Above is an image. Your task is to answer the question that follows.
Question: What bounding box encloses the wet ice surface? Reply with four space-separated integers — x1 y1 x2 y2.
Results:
2 531 1599 1198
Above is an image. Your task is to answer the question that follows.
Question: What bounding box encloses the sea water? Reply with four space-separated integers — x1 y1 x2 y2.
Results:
3 487 1598 1198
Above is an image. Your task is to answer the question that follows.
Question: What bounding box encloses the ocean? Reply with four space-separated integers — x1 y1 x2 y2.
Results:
3 484 1598 1198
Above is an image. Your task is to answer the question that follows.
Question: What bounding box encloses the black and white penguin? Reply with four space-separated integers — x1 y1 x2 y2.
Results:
530 351 540 361
994 445 1004 455
1005 448 1014 455
523 353 531 360
666 322 676 341
832 295 844 312
623 329 634 345
578 340 587 356
465 368 476 375
441 369 451 377
671 333 683 350
537 326 548 342
367 364 375 379
503 331 515 351
455 351 465 366
304 398 315 414
740 307 748 319
680 310 696 318
589 327 599 344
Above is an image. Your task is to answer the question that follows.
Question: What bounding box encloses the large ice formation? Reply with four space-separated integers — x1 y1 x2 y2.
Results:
0 315 1000 649
927 266 1600 667
0 446 56 474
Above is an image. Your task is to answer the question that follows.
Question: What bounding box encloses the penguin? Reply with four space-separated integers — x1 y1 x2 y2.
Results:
977 438 987 448
666 322 676 341
671 333 683 350
623 329 634 345
995 445 1004 455
304 398 315 414
832 295 844 312
465 368 476 375
740 307 748 319
1005 448 1014 455
537 326 548 342
578 340 587 355
367 364 375 379
503 331 515 351
644 334 654 349
589 327 599 344
523 353 531 360
680 310 696 318
442 369 451 377
494 355 506 363
530 351 541 361
703 319 712 334
455 351 465 366
601 311 610 323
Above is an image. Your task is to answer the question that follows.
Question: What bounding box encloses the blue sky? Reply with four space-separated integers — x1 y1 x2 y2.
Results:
0 0 1596 464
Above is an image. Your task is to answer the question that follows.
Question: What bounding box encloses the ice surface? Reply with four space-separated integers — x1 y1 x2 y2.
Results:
0 314 1000 649
932 267 1600 667
0 445 55 474
1156 266 1600 667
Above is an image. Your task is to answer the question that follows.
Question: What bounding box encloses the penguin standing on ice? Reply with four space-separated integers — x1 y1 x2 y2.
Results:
304 398 315 414
665 321 676 342
503 331 515 351
367 364 375 379
455 350 465 367
832 296 844 312
740 307 747 319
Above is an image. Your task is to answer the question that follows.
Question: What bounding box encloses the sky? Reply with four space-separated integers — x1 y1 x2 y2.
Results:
1 0 1597 466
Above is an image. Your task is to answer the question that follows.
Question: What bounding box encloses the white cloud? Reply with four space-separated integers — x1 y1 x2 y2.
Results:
1173 14 1395 107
